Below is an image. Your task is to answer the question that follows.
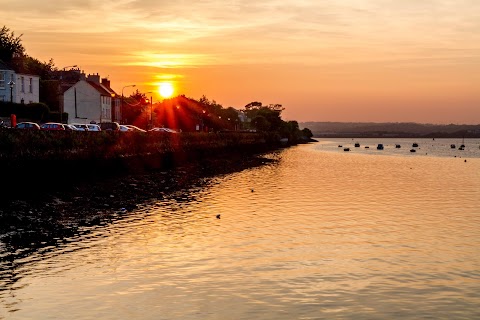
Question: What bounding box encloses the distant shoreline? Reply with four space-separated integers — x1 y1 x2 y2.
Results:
300 122 480 139
313 133 480 139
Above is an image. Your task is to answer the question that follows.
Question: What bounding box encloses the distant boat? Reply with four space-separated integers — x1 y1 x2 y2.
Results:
459 135 465 149
365 146 369 149
344 147 350 152
338 145 343 148
412 143 419 148
410 149 416 153
395 144 401 148
377 144 384 150
451 144 456 149
354 142 360 147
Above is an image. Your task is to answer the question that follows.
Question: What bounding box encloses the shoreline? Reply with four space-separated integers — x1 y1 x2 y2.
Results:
0 148 280 245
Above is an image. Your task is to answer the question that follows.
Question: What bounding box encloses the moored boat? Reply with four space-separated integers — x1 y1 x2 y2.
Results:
377 144 384 150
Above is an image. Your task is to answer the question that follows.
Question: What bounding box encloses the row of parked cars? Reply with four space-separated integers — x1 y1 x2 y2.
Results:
13 121 177 133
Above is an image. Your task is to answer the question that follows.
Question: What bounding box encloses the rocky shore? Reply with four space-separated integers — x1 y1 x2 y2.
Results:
0 148 279 250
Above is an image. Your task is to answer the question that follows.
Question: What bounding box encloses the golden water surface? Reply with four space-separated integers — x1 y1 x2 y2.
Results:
1 139 480 319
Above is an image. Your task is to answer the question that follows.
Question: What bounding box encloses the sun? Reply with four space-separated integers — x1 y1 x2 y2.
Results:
159 82 174 98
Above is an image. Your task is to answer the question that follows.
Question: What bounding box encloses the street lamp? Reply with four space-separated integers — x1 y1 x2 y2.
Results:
146 91 153 129
59 65 77 81
8 80 15 103
62 65 77 71
121 84 136 124
59 65 78 123
8 80 16 127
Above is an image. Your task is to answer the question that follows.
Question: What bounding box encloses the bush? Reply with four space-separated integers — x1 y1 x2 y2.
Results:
25 103 50 121
0 101 15 116
46 111 68 123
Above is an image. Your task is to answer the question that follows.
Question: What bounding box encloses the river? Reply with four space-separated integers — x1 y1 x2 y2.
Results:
1 138 480 319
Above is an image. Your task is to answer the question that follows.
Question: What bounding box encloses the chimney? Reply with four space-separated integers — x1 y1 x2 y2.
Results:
87 73 100 83
101 78 110 88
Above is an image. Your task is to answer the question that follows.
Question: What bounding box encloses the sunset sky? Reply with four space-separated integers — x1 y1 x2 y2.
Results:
2 0 479 124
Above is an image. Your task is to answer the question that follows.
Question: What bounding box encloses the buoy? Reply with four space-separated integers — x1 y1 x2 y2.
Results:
251 189 254 192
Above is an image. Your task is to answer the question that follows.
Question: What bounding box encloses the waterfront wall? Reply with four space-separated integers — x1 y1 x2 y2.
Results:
0 130 285 188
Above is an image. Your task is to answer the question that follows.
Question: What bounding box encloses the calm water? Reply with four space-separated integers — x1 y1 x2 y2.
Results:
1 139 480 319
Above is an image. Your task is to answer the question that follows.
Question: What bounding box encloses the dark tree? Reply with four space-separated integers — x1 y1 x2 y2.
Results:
245 101 262 110
0 26 25 62
301 128 313 138
252 115 271 132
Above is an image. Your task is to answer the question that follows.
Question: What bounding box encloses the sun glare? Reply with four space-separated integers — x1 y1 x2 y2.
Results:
159 82 174 98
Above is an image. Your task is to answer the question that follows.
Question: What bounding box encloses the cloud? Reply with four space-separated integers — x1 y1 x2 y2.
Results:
3 0 479 73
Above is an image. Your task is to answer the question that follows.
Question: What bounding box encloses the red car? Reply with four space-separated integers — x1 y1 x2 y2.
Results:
40 122 66 130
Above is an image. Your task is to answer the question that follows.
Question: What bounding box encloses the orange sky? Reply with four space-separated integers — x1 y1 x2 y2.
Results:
2 0 479 124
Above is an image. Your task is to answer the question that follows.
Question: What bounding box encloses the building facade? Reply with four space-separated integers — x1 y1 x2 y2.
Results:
14 73 40 104
0 61 40 104
1 62 15 102
63 79 113 124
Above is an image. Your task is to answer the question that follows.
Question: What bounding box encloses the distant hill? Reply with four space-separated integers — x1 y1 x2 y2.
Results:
299 122 480 138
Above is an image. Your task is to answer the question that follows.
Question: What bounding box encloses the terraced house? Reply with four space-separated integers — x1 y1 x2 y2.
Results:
0 60 40 104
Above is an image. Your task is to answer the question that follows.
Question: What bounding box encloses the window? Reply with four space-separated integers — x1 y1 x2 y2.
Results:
29 78 33 93
0 95 4 101
0 72 4 88
21 76 25 93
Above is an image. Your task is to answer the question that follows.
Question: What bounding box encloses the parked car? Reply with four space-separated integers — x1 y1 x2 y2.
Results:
40 122 66 130
125 125 147 132
119 125 131 132
148 127 178 133
15 122 41 130
99 122 120 131
71 123 90 131
65 124 80 131
86 124 101 131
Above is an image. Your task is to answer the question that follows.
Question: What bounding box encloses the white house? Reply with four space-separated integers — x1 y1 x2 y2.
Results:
0 60 15 102
15 73 40 104
98 77 121 122
63 78 113 124
0 61 40 104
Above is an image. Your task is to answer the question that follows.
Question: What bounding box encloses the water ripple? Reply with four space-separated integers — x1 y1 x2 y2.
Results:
1 142 480 319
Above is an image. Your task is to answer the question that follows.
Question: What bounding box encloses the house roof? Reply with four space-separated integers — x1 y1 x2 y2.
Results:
101 83 118 97
59 81 74 94
87 80 113 96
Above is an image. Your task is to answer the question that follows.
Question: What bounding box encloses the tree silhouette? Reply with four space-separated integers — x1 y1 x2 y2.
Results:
0 26 24 62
